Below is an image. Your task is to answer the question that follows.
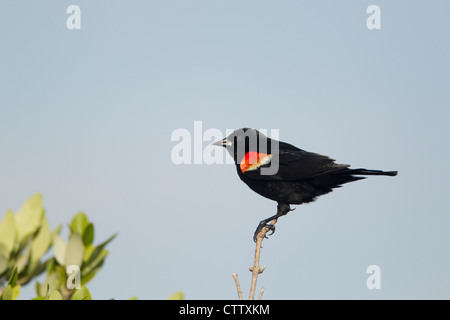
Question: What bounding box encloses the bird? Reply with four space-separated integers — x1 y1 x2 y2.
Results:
213 128 398 242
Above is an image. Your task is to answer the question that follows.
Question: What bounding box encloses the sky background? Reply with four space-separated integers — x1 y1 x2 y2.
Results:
1 1 449 299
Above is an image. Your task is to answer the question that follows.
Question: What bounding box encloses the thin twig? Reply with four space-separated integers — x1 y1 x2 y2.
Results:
232 273 243 300
258 286 265 300
248 219 277 300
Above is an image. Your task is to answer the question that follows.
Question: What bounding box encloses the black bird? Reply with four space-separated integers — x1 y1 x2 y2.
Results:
213 128 397 241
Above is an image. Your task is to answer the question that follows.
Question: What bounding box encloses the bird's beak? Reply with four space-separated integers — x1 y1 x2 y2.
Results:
212 138 232 147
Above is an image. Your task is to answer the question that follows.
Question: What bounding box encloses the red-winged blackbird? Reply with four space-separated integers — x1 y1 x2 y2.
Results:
213 128 398 241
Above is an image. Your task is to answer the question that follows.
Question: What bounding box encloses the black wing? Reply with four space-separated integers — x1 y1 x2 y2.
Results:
242 141 349 181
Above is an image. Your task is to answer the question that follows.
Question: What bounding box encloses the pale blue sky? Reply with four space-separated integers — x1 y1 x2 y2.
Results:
1 1 450 299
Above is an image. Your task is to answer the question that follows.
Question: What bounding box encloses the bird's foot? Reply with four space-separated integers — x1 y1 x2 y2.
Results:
253 221 276 242
252 204 295 242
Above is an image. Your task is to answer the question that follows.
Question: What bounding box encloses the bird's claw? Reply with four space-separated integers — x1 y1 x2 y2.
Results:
253 222 276 242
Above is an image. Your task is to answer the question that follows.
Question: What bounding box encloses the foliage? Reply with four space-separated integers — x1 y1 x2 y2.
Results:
0 194 115 300
35 210 117 300
0 194 52 299
0 194 184 300
168 291 184 300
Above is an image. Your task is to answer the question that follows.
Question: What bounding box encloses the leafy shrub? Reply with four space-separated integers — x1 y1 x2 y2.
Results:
0 194 115 300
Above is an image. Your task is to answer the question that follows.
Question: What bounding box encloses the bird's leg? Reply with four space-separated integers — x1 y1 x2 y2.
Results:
253 203 294 242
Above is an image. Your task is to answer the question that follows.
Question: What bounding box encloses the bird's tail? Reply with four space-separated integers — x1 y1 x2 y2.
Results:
347 168 398 176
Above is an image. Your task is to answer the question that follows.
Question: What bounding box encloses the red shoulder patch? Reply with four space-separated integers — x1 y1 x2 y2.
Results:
240 152 272 173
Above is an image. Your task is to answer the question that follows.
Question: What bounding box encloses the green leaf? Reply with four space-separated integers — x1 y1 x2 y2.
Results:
0 243 9 259
0 210 16 255
30 216 51 265
35 281 41 297
84 233 117 268
0 252 8 276
8 267 18 287
45 257 56 274
82 249 108 280
82 223 94 247
15 244 31 274
65 232 84 268
80 264 101 285
83 244 95 263
22 257 53 287
48 290 62 300
15 194 44 244
71 286 92 300
0 284 13 300
52 224 63 237
38 271 62 297
168 291 184 300
11 285 20 300
53 234 67 266
70 212 88 235
81 233 116 278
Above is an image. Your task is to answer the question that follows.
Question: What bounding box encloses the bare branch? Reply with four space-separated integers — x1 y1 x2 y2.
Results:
248 219 277 300
232 273 243 300
258 286 265 300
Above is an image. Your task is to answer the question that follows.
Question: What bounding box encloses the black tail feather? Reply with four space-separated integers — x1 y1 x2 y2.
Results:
348 168 398 176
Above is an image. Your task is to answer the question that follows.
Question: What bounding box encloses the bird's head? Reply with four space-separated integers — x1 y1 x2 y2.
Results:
213 128 273 171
